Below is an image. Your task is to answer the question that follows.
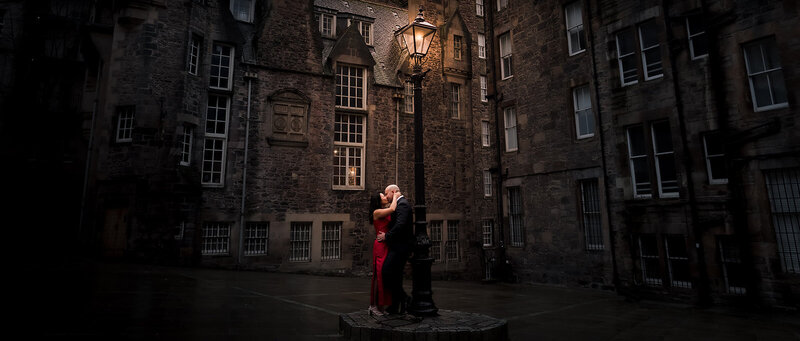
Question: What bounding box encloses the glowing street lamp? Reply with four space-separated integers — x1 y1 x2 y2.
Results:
394 6 438 317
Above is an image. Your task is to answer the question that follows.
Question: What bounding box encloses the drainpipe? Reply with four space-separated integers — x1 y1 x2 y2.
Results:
485 0 508 282
662 1 711 306
586 0 620 291
396 96 400 185
239 74 254 266
79 60 103 243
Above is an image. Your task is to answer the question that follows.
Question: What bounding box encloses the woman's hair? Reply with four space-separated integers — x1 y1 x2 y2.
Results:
368 192 382 224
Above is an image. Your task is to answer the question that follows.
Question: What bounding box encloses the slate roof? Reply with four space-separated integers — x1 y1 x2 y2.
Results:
315 0 409 87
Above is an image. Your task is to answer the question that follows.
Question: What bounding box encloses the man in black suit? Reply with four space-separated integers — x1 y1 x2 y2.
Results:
376 184 414 315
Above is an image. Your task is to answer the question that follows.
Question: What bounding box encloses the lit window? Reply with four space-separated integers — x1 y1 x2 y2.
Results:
573 85 594 138
743 37 788 111
210 43 234 90
202 222 230 255
565 2 586 55
503 106 517 152
499 32 513 79
686 15 707 59
333 113 365 190
335 64 366 109
115 106 135 143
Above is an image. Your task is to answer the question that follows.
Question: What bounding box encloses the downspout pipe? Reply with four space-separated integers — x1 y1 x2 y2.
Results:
485 0 508 282
239 75 253 266
79 60 103 244
586 0 620 291
662 1 711 306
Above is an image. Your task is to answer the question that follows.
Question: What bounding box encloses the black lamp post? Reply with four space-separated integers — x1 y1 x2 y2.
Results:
395 6 438 317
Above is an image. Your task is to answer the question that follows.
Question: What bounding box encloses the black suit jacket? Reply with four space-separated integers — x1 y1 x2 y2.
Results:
385 196 414 252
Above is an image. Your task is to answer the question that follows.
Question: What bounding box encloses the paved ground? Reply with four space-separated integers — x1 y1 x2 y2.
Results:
20 258 799 340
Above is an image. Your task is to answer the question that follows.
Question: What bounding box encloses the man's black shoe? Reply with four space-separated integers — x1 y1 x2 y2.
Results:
398 296 410 314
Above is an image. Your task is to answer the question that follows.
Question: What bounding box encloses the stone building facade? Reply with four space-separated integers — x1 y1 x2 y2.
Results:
2 0 796 308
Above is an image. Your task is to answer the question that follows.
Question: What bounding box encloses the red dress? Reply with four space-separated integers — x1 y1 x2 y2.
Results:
371 215 392 306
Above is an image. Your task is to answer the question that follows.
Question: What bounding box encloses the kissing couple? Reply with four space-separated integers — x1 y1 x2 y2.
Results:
368 184 415 316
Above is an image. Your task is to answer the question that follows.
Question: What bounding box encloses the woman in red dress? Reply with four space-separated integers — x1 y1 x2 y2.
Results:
368 191 399 316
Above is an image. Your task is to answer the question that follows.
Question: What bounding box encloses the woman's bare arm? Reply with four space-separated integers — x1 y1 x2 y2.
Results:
373 194 399 220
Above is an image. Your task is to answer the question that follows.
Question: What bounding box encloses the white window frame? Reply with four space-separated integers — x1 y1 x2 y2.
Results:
454 35 463 60
202 95 229 186
703 132 728 185
499 32 513 79
319 13 336 38
115 106 135 143
202 222 230 255
289 222 312 262
321 221 342 261
187 35 201 75
665 235 692 289
685 16 707 60
626 125 652 199
229 0 254 23
349 19 372 46
616 29 638 86
332 113 366 190
483 170 492 197
638 234 662 286
565 1 586 56
504 106 517 152
476 0 484 17
480 75 488 102
638 21 663 81
335 64 367 110
244 222 269 256
210 43 234 90
651 121 678 198
481 120 490 147
718 236 747 295
478 33 486 59
404 81 414 114
482 220 493 247
180 125 193 166
743 38 789 112
573 85 594 139
445 220 460 261
451 83 460 118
